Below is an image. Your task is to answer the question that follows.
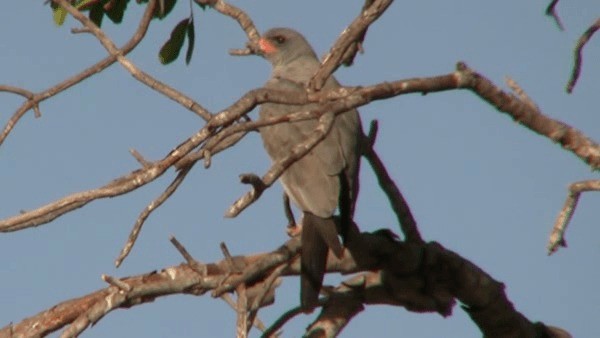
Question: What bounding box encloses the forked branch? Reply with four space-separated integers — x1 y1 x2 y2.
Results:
0 0 157 147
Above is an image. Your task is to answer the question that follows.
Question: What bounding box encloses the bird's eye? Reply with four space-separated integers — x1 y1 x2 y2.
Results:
274 35 286 44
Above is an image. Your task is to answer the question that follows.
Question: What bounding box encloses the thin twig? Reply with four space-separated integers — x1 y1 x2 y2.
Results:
363 120 423 244
566 17 600 93
0 0 157 147
505 77 539 112
102 274 132 292
309 0 394 91
236 283 249 338
170 236 207 276
221 293 269 334
115 164 195 267
129 148 151 168
262 305 305 338
54 0 212 120
545 0 564 31
548 179 600 254
195 0 259 43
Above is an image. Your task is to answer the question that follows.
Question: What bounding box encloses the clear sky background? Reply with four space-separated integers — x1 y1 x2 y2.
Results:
1 1 599 337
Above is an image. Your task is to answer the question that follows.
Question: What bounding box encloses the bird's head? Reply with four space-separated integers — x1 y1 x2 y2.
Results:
256 28 318 67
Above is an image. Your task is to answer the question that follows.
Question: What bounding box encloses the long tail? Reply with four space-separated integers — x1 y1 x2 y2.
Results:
300 212 343 311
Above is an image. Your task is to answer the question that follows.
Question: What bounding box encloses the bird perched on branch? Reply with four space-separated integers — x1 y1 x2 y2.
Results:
255 27 363 311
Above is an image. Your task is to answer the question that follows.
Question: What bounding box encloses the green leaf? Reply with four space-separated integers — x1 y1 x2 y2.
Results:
52 3 68 26
159 18 188 65
75 0 97 10
105 0 129 23
155 0 177 19
185 17 195 65
89 3 105 27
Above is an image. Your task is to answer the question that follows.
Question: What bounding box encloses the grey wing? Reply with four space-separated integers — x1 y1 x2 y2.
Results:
259 77 362 217
312 76 362 216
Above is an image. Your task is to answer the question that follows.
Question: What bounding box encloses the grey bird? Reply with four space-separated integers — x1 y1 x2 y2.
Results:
255 27 363 310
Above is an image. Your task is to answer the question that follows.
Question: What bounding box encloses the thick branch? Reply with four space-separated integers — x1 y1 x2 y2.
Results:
0 229 568 338
4 64 600 232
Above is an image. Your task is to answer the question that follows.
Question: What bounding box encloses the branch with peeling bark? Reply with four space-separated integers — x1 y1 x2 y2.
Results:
2 63 599 264
547 179 600 254
0 1 594 336
0 229 570 338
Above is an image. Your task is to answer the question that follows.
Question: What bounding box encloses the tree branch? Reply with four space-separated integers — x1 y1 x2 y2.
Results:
545 0 564 31
114 163 196 267
566 17 600 93
0 228 569 338
195 0 259 44
309 0 394 91
547 179 600 254
3 63 599 236
0 0 157 147
53 0 212 120
363 120 423 243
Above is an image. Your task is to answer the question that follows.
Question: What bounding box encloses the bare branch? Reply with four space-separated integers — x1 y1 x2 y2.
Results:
4 63 600 232
170 235 208 276
1 231 568 337
452 62 600 169
363 120 423 244
221 242 242 273
505 77 539 112
0 85 41 117
0 87 308 232
115 164 196 267
566 17 600 93
548 179 600 254
309 0 394 91
262 305 304 338
235 283 249 338
195 0 259 43
0 123 210 232
221 293 270 334
545 0 564 31
53 0 212 120
129 148 151 168
0 0 157 147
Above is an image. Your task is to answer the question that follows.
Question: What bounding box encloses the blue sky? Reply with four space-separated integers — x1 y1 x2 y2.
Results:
1 1 599 337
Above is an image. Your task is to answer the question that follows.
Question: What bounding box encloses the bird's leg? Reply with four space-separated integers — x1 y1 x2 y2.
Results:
283 192 302 237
